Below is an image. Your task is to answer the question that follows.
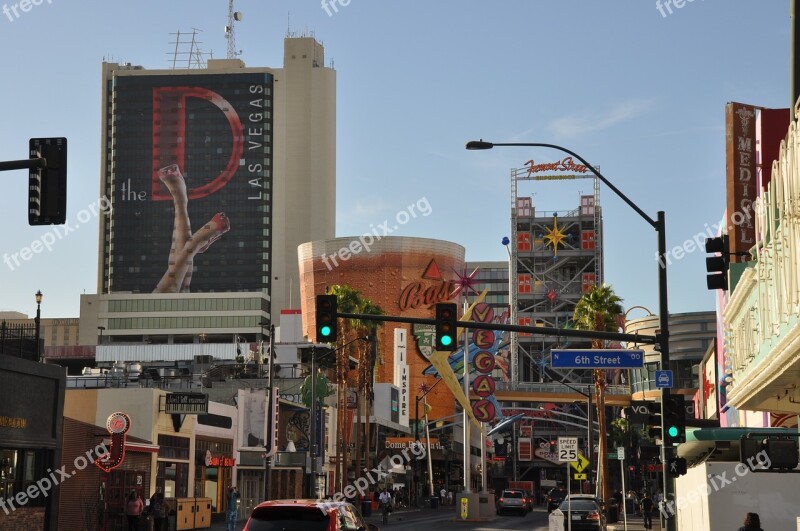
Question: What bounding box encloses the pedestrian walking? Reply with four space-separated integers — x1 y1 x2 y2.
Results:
379 488 393 525
737 512 764 531
227 486 240 531
640 492 655 530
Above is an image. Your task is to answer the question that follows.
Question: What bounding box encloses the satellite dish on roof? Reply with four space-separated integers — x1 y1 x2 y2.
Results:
234 11 243 21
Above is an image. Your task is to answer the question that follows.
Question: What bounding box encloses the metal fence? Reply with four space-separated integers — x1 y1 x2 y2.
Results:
0 321 38 361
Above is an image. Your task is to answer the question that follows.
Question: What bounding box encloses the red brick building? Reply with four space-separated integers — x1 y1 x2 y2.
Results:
298 236 465 421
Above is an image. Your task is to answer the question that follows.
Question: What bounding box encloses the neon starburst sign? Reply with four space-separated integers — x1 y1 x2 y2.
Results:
543 216 567 255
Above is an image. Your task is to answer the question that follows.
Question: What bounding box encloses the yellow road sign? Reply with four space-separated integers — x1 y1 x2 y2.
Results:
573 473 588 481
570 453 590 473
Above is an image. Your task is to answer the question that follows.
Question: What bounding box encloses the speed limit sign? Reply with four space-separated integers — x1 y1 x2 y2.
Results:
558 437 578 463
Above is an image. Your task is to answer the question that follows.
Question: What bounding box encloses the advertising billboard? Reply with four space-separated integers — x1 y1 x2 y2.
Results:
109 72 273 293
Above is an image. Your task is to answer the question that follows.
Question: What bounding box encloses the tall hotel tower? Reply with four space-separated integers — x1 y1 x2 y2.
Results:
86 36 335 345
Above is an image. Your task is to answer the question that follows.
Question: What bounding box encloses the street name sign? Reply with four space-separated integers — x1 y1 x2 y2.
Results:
551 349 644 369
558 437 578 463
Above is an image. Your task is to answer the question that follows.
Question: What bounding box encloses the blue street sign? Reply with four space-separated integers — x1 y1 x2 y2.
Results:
655 370 673 388
551 349 645 369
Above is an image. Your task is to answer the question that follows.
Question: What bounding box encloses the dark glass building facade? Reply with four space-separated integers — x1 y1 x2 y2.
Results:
102 71 273 295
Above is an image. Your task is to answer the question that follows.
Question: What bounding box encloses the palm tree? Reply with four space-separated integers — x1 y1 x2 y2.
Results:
572 284 623 505
326 284 384 493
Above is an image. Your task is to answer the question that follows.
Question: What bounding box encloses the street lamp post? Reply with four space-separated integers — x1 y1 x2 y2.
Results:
34 290 42 362
466 140 673 531
98 326 106 345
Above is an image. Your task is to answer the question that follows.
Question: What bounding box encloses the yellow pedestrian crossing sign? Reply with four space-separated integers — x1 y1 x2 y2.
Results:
570 452 589 473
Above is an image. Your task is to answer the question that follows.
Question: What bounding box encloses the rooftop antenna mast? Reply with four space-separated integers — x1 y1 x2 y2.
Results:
225 0 244 59
168 29 207 69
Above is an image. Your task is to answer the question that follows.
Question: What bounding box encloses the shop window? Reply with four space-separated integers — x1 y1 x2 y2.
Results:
157 461 189 499
0 450 17 503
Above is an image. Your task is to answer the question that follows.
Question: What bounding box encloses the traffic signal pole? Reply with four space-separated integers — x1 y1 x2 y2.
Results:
656 211 676 531
0 158 46 171
462 141 674 529
336 312 658 345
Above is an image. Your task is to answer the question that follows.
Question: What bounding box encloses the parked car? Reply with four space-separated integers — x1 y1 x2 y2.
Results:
496 489 527 516
243 499 380 531
547 487 568 512
557 498 607 530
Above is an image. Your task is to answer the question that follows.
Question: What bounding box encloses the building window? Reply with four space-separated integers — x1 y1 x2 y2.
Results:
157 435 190 460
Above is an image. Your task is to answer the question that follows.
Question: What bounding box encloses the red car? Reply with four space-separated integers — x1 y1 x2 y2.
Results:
243 499 380 531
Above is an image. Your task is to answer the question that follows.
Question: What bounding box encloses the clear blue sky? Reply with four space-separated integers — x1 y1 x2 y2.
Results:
0 0 792 318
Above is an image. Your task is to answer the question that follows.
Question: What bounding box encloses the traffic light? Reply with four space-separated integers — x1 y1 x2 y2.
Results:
740 436 799 470
705 235 729 291
667 457 687 477
643 402 662 440
434 303 458 351
29 137 67 226
638 445 660 460
764 438 798 469
315 295 337 343
663 394 686 445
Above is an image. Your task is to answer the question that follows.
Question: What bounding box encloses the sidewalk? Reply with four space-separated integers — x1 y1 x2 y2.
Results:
607 513 663 530
207 505 434 530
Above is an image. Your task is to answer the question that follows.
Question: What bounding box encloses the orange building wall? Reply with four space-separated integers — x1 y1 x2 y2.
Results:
298 237 465 420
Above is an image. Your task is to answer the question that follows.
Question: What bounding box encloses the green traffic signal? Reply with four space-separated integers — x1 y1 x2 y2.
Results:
663 394 686 444
315 294 338 343
434 303 458 351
